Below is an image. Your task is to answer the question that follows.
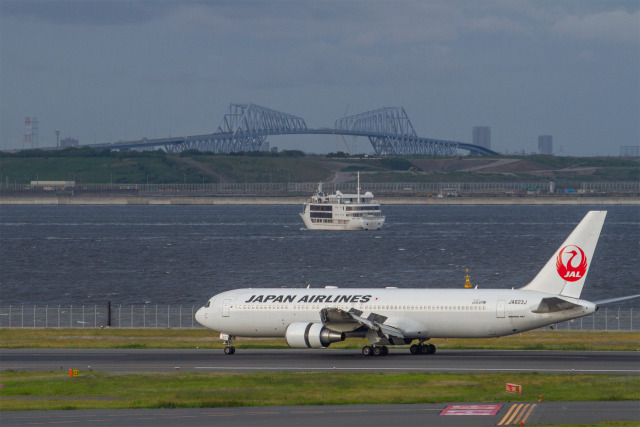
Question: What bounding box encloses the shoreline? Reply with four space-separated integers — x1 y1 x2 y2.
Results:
0 196 638 205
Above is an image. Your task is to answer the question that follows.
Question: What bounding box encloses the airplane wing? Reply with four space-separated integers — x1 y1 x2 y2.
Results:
320 307 405 338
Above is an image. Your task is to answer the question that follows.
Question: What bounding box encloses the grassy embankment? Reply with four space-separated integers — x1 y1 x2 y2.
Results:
1 328 639 350
1 371 638 411
1 149 638 184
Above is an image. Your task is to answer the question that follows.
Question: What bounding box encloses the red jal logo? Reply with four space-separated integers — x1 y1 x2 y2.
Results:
556 245 587 282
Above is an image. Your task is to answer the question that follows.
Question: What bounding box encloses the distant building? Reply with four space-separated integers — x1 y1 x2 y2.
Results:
538 135 553 155
620 146 639 157
60 137 79 148
472 127 491 149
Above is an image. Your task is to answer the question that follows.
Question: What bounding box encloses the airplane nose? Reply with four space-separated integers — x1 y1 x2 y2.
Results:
195 307 207 327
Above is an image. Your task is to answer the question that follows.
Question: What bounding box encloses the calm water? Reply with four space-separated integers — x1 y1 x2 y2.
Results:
0 204 638 307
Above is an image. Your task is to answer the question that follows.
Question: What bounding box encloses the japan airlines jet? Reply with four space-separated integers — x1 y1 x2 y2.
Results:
195 211 638 356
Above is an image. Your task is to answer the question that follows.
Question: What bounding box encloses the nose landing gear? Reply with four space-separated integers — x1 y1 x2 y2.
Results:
221 334 236 355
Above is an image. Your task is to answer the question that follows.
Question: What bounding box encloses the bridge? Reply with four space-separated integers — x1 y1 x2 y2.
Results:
90 103 498 156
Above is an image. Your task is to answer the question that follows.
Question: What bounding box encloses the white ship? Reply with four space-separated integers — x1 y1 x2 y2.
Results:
300 173 385 230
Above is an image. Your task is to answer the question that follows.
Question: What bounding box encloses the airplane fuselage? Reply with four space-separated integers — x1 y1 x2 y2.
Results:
195 287 596 339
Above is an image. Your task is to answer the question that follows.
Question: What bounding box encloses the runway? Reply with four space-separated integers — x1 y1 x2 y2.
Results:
1 348 638 374
1 402 639 427
2 349 638 425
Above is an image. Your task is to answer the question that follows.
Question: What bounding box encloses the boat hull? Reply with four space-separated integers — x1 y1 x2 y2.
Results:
300 213 385 231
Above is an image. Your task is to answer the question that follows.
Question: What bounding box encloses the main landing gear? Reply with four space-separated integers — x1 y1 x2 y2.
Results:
362 341 436 356
362 345 389 356
409 342 436 355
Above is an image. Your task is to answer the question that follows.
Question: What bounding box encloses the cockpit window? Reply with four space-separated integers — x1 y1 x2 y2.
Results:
205 300 211 308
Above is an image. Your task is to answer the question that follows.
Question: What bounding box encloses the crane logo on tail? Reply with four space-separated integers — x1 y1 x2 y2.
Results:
556 245 587 282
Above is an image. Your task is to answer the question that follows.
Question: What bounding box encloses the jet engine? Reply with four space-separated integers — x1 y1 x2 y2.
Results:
285 322 345 348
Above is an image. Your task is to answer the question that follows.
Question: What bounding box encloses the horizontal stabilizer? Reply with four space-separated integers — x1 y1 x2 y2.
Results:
594 294 640 305
532 297 583 313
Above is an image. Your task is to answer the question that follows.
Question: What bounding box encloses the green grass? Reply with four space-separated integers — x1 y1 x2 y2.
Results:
1 152 637 184
1 329 638 351
195 155 330 182
0 371 638 411
1 329 639 351
0 156 207 184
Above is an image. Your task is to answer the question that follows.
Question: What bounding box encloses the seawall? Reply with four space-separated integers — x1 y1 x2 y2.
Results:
1 196 637 205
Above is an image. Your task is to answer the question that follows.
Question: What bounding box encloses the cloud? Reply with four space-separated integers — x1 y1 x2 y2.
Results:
467 14 533 37
552 9 640 43
0 0 177 26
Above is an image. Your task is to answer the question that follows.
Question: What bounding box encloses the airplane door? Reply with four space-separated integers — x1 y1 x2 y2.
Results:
496 300 506 318
222 299 231 317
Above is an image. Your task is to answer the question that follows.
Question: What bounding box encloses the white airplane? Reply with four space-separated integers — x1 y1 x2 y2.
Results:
195 211 638 356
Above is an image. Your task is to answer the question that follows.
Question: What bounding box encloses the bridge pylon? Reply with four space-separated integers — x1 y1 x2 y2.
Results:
333 107 458 156
168 103 307 153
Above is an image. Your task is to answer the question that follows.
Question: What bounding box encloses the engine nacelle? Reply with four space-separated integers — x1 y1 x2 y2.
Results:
285 322 345 348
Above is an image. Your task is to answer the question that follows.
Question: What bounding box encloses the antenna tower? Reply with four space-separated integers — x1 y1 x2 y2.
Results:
31 117 39 148
24 117 31 149
23 116 38 149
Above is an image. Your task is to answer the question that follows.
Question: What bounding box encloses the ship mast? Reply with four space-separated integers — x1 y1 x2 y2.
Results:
357 171 361 203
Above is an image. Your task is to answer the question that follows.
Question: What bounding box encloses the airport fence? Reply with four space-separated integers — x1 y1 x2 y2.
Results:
0 304 201 329
2 180 639 196
0 305 638 331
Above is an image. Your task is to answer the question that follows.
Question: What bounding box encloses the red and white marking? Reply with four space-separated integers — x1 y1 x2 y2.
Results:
440 405 502 416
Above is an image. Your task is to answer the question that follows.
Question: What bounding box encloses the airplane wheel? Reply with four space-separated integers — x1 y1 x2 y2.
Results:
362 346 373 356
224 346 235 355
428 344 436 355
373 346 382 356
420 345 430 355
381 346 389 356
410 344 419 355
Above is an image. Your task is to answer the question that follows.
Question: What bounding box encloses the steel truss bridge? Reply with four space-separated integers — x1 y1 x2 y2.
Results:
91 103 498 156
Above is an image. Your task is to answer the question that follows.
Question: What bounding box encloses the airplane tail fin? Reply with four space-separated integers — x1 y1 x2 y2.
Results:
521 211 606 299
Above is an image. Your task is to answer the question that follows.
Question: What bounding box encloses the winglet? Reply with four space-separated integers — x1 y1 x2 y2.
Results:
521 211 606 298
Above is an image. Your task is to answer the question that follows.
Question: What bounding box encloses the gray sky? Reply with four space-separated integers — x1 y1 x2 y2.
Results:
1 0 638 155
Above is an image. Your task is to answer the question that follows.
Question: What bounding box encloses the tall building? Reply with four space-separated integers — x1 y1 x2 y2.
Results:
472 126 491 149
538 135 553 155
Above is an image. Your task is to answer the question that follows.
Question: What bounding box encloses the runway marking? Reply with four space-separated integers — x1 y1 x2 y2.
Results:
193 366 639 374
497 403 537 425
441 405 501 416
